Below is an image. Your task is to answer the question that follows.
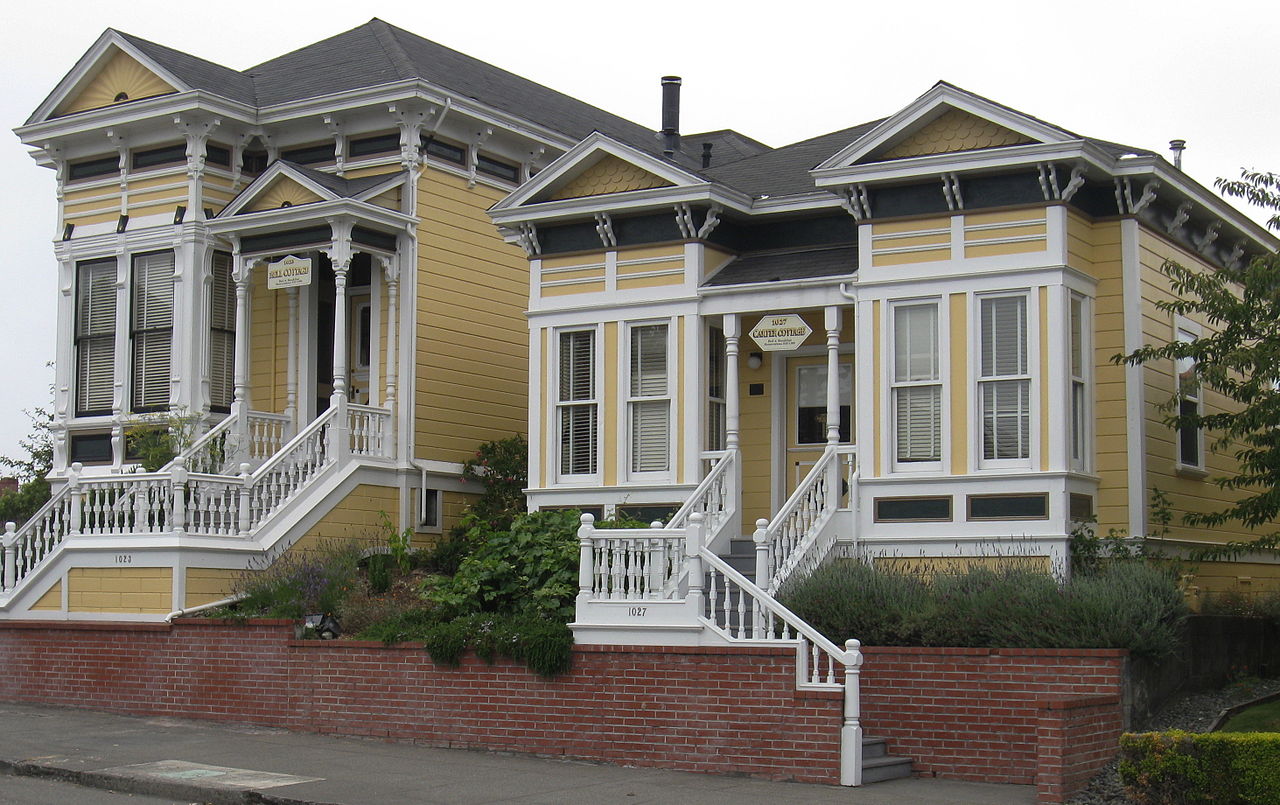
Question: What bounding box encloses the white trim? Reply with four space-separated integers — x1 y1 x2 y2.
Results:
886 297 945 474
1121 219 1147 538
972 289 1036 471
551 324 603 485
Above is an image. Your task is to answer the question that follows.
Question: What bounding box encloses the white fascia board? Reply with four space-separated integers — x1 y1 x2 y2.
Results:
490 182 753 226
254 80 577 154
213 162 336 217
206 199 413 241
697 281 850 315
25 30 194 126
1112 157 1280 250
492 132 705 212
351 173 406 202
815 83 1076 171
751 192 844 214
812 141 1115 188
18 91 256 146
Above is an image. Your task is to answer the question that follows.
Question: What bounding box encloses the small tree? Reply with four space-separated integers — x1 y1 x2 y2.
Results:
0 408 53 525
1120 169 1280 556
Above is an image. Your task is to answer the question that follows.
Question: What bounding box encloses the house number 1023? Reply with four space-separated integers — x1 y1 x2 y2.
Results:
627 606 647 617
115 554 133 564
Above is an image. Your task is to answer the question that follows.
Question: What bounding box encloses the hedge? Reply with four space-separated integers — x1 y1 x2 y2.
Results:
1119 731 1280 804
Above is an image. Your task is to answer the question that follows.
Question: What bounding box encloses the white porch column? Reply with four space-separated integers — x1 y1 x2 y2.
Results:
380 256 399 413
285 287 299 431
331 257 351 403
231 251 252 416
825 306 842 445
724 314 740 451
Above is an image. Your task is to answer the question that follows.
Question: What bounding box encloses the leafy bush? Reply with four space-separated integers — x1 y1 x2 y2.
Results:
230 540 363 618
421 509 580 620
358 609 573 678
779 559 1188 659
1119 731 1280 804
460 434 528 530
366 553 393 594
0 407 52 526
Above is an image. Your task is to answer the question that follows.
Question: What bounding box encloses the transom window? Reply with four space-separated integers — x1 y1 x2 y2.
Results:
891 301 941 467
979 294 1030 462
558 330 597 476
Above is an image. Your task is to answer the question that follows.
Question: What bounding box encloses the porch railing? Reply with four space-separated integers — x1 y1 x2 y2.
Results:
668 449 737 543
755 445 856 595
175 411 291 475
574 511 864 786
2 404 392 598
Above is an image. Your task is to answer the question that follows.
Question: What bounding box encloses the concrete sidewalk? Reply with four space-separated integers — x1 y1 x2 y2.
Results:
0 702 1036 805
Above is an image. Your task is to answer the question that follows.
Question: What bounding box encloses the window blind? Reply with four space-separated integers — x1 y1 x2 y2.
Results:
892 303 941 463
209 252 235 410
75 260 117 414
558 331 597 475
131 251 175 411
630 324 668 473
979 295 1030 461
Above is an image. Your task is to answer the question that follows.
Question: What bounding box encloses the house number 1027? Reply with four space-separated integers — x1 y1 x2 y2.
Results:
627 606 647 617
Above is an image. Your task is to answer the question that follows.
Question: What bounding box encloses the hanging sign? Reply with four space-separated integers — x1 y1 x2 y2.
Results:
749 314 812 352
266 255 313 289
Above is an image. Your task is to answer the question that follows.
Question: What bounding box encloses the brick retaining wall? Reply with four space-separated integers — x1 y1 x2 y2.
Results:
0 622 1126 802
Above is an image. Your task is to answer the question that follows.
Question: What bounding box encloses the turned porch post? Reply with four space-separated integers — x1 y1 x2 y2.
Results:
724 314 740 451
825 305 841 446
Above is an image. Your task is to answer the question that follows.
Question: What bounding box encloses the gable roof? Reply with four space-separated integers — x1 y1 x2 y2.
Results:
115 31 257 106
704 120 884 198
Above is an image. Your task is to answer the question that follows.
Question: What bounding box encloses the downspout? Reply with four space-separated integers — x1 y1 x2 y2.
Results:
164 593 246 623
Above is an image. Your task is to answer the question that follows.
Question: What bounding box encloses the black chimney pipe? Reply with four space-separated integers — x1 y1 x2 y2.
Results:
661 76 681 157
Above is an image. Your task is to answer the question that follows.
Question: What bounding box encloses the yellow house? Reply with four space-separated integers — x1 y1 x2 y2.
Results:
490 80 1280 597
0 19 679 620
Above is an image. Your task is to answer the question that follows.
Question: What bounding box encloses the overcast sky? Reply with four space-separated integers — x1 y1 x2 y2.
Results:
0 0 1275 464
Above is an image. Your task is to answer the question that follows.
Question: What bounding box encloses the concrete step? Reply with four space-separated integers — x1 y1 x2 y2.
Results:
862 737 913 784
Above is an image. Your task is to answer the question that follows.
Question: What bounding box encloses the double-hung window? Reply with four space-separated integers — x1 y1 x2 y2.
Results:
75 259 117 416
979 293 1031 463
131 251 175 412
209 252 235 412
707 327 726 452
1069 294 1089 470
629 323 670 474
891 301 942 468
558 329 597 477
1175 324 1203 469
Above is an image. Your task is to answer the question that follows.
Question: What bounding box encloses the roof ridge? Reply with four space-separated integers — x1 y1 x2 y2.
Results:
367 19 418 82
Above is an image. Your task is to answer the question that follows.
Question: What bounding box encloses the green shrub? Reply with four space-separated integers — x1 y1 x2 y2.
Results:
459 434 528 531
1119 731 1280 805
230 540 363 618
421 509 581 620
779 559 1187 659
356 609 573 677
366 553 393 594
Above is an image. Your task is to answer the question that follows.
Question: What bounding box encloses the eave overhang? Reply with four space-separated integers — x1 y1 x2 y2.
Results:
811 140 1117 188
204 198 414 245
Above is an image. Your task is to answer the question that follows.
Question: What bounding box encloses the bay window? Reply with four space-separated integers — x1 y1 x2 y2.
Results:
629 323 670 474
891 301 942 467
75 258 117 416
1069 294 1088 469
558 329 597 476
979 293 1030 462
130 251 175 412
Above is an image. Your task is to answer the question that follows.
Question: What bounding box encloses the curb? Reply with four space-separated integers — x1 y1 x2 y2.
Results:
1208 689 1280 732
0 758 334 805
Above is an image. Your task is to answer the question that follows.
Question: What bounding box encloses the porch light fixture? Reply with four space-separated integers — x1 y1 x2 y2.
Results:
173 206 186 224
747 352 763 370
116 214 129 233
61 223 74 241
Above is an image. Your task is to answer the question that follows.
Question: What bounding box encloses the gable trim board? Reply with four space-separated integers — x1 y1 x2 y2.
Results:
31 31 191 124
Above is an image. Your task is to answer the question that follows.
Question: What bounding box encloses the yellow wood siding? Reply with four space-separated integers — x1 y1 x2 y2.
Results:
31 580 62 610
291 483 399 553
66 567 173 613
1039 285 1050 471
738 348 773 533
871 217 951 266
343 165 402 180
414 168 528 464
548 155 672 200
57 48 176 116
243 177 324 213
876 108 1034 160
248 268 288 413
603 322 619 486
1137 229 1275 549
872 300 883 477
184 568 240 608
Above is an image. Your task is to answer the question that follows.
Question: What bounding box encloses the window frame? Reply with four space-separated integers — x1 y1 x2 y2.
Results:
625 320 673 480
1174 318 1205 473
706 325 727 452
976 290 1034 469
129 250 176 414
1068 293 1091 472
74 258 119 417
889 298 944 472
794 363 853 446
208 251 235 413
554 326 601 483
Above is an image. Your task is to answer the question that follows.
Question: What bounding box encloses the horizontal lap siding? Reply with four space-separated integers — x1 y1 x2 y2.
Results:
415 169 528 465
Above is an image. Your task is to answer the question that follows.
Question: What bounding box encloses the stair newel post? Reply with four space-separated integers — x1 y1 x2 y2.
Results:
753 516 771 592
237 463 252 538
2 522 16 592
576 513 596 611
170 457 187 536
685 512 705 616
647 521 664 599
67 462 83 537
840 638 865 787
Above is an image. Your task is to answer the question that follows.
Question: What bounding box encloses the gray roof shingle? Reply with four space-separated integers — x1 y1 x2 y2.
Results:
703 121 885 199
704 245 858 287
115 30 257 106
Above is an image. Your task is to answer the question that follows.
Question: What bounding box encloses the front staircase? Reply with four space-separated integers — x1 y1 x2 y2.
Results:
0 401 393 610
573 443 912 785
